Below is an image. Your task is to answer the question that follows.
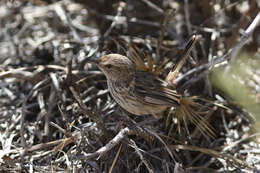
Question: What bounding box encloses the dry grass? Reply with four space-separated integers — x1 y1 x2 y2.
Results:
0 0 259 172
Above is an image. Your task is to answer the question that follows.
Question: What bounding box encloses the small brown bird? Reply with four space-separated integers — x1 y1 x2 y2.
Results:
97 53 181 116
88 36 214 137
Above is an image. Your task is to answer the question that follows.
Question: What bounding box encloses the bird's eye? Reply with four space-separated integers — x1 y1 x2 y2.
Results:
105 64 112 69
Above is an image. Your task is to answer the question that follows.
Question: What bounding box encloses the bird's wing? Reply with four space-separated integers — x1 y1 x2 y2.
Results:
134 71 181 106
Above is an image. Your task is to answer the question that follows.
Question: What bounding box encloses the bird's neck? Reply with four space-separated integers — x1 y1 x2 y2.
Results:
108 72 135 88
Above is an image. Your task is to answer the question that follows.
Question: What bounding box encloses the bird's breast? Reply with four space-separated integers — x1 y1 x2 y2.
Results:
107 80 166 115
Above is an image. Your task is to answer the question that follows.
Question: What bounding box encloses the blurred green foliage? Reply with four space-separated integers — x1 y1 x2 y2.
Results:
210 52 260 131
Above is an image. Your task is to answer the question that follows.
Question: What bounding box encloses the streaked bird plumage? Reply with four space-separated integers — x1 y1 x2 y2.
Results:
98 54 181 116
90 35 215 138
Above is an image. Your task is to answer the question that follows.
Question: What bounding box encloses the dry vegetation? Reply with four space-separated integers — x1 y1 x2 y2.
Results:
0 0 259 172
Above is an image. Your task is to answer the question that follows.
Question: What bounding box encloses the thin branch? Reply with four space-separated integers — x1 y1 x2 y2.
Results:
156 9 174 64
20 79 50 150
229 12 260 64
82 127 134 160
85 5 160 28
108 144 122 173
129 139 155 173
184 0 198 63
140 0 163 14
174 11 260 84
69 86 109 136
102 2 126 38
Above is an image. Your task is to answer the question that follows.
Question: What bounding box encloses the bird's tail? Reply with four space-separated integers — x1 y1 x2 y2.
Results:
172 96 215 138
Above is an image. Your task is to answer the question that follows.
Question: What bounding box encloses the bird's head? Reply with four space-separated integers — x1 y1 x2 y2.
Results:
97 54 135 81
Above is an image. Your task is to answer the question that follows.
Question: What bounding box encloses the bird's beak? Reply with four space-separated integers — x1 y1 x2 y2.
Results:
86 58 99 65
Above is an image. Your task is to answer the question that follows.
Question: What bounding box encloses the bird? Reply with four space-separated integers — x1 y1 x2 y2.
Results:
87 36 214 138
97 53 181 116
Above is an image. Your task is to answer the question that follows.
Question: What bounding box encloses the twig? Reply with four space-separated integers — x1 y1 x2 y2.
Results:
173 144 252 169
20 79 51 149
144 128 176 162
156 9 174 64
140 0 163 14
223 132 260 152
229 12 260 64
0 65 67 81
184 0 198 63
50 121 67 134
102 2 126 39
85 5 160 28
82 2 126 61
82 127 134 160
175 12 260 84
174 50 230 84
4 131 81 159
184 0 192 36
179 69 208 91
69 86 109 136
55 4 92 53
226 0 257 50
44 84 57 136
108 144 122 173
129 139 155 173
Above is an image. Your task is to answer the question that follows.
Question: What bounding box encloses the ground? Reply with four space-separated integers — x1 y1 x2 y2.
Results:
0 0 259 172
